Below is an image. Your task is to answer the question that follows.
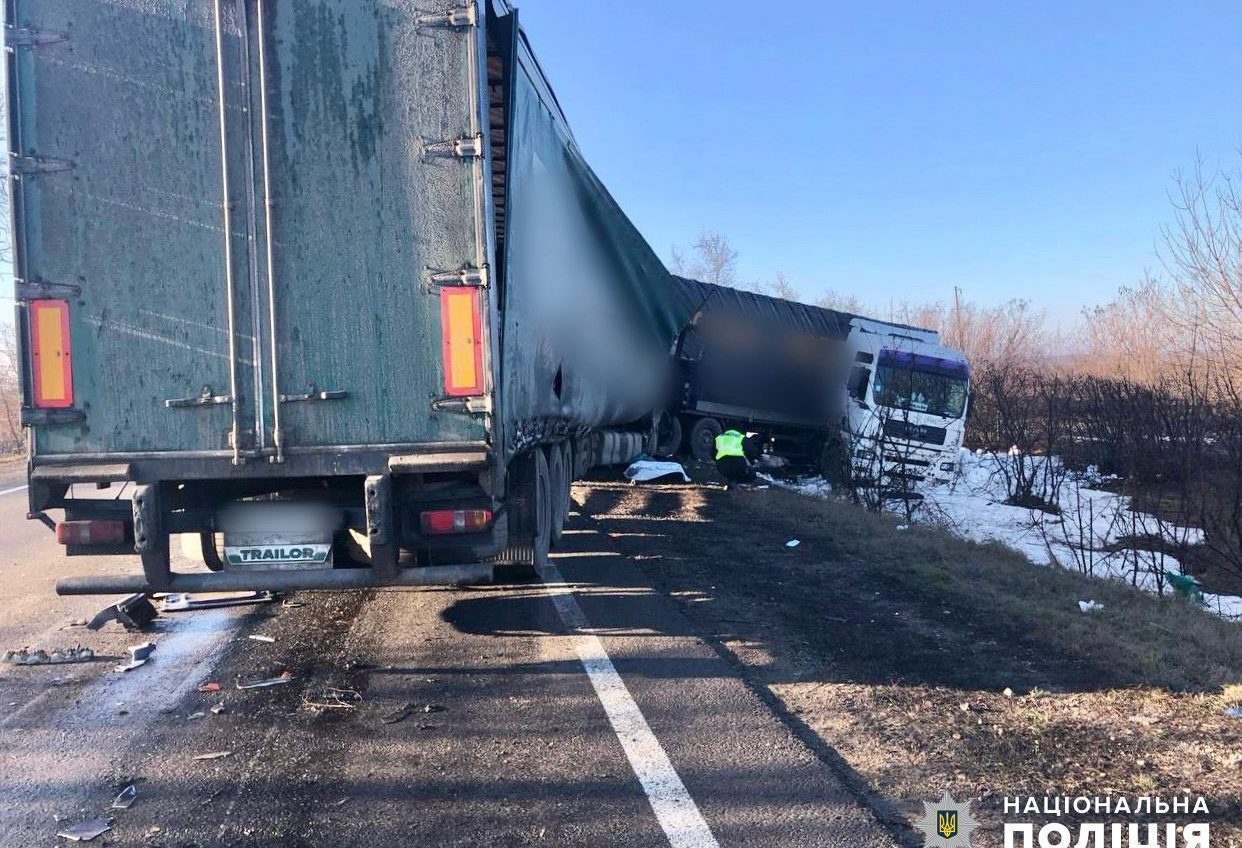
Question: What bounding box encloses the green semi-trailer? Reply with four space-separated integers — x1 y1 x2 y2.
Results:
8 0 679 593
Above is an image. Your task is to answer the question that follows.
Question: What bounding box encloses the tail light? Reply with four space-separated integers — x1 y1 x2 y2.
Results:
56 520 126 546
28 299 73 408
420 508 492 535
439 287 483 396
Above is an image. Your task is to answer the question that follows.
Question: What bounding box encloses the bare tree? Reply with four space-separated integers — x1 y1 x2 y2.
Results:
1161 155 1242 371
769 272 799 301
815 289 867 314
0 322 21 453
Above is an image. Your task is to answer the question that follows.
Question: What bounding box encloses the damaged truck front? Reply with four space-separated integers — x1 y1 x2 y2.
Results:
7 0 677 594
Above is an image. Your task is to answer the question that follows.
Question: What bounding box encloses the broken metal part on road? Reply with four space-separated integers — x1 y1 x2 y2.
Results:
128 642 156 661
2 646 94 665
192 751 233 761
247 634 276 643
56 817 112 841
162 591 276 612
236 670 293 690
86 594 157 631
110 784 137 810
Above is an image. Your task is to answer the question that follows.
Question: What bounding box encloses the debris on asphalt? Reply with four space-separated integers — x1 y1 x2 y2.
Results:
382 702 445 724
57 817 113 841
785 539 800 548
114 659 147 672
623 459 690 483
111 784 137 810
128 642 157 661
303 687 362 711
1226 706 1242 719
163 591 275 612
210 702 227 715
197 682 221 693
895 524 909 531
87 594 157 631
187 711 207 720
1077 599 1104 613
247 634 276 643
236 670 293 690
192 751 233 761
3 646 94 665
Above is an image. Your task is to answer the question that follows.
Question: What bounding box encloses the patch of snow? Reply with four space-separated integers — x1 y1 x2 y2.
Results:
766 450 1241 622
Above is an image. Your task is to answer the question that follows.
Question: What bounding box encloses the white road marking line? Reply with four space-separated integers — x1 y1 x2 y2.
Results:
542 563 721 848
0 484 28 497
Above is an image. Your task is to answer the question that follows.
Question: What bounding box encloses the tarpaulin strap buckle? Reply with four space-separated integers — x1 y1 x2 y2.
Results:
5 26 68 48
423 135 483 160
415 6 476 29
11 155 75 175
425 265 488 291
15 278 82 301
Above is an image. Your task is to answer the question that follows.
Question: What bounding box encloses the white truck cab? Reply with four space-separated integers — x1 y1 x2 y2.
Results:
842 318 970 487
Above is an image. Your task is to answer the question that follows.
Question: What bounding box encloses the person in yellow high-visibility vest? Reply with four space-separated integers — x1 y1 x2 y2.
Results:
714 428 755 488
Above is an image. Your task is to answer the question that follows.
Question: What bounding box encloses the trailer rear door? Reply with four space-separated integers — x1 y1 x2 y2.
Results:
9 0 490 462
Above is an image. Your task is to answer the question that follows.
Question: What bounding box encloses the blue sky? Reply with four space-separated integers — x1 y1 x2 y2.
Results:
515 0 1242 323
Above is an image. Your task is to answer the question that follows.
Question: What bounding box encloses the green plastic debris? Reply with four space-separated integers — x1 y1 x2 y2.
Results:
1166 573 1205 606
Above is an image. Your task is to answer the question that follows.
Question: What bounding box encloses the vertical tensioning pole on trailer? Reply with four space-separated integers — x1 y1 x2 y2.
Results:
212 0 244 465
255 0 285 463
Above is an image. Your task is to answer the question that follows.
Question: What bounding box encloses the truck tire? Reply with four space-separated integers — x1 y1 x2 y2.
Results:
531 446 552 569
548 441 570 547
654 412 683 457
688 417 723 463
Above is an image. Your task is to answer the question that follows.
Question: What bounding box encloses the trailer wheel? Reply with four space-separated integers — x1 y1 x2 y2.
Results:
688 417 723 463
548 441 570 547
654 412 684 457
531 446 553 568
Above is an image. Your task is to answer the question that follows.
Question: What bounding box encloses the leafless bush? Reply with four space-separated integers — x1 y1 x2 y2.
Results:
967 364 1072 512
0 322 20 455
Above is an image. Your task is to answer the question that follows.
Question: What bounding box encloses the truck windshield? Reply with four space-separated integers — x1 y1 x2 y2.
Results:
872 350 969 419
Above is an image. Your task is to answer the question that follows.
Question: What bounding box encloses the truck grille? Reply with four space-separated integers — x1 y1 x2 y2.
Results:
882 419 947 445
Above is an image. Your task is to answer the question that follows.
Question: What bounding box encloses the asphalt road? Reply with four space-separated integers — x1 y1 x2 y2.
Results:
0 472 898 848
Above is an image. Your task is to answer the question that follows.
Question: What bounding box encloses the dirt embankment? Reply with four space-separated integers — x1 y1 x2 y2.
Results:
575 480 1242 846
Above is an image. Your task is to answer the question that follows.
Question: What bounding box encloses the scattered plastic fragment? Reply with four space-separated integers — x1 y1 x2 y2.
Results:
623 459 690 483
163 591 275 612
1167 573 1206 606
57 818 112 841
247 635 276 643
785 539 800 548
1225 706 1242 719
895 525 909 531
197 682 221 693
192 751 232 761
1077 600 1104 613
3 647 94 666
210 702 226 715
111 784 137 810
187 711 207 720
114 657 149 673
236 670 293 690
1002 687 1014 698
